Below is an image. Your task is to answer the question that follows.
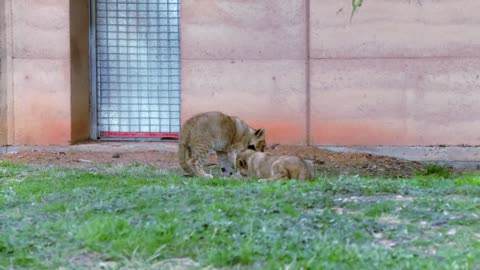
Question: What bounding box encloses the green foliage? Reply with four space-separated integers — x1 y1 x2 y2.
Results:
351 0 363 21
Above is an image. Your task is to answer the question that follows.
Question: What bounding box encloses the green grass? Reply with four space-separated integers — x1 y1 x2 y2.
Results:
1 161 480 269
419 164 454 179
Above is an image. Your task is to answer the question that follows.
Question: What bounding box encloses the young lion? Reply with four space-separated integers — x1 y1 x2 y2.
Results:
236 149 315 181
178 111 266 178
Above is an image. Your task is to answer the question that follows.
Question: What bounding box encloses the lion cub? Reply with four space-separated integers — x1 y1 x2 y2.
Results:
236 149 315 181
178 111 266 178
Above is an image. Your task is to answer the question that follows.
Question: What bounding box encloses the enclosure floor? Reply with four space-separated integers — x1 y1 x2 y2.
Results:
2 142 479 177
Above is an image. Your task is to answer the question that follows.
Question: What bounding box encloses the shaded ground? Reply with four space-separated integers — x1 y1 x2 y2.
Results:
0 142 429 177
269 145 425 177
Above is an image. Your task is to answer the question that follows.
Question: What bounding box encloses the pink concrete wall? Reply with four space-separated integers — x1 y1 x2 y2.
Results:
181 0 480 146
2 0 479 146
0 0 7 145
182 60 307 144
309 0 480 145
181 0 308 145
1 0 90 145
310 59 480 145
310 0 480 59
10 0 71 145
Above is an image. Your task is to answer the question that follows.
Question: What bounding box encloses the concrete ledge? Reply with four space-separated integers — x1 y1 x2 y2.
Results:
319 146 480 169
0 146 15 154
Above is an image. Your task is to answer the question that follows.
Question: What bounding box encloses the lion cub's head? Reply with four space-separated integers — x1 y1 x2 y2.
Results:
247 128 267 152
236 149 257 177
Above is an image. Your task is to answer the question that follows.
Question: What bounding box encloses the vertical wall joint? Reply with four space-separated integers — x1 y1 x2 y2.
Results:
305 0 311 145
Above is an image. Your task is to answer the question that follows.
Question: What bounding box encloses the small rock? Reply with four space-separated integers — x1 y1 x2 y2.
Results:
378 239 398 248
112 153 121 158
447 228 457 236
269 144 280 150
77 159 93 163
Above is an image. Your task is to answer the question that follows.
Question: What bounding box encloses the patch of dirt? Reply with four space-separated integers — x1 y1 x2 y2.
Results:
150 258 201 270
268 145 425 177
1 150 182 169
68 252 102 266
333 195 413 203
0 144 426 178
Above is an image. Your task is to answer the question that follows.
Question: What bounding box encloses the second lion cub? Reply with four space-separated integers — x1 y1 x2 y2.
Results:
236 149 315 181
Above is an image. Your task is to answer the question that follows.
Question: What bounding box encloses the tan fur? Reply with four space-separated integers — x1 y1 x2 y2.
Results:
178 111 266 178
236 149 315 181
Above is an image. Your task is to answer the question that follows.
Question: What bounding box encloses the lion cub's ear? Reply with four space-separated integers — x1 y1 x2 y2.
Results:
254 128 266 139
237 159 248 169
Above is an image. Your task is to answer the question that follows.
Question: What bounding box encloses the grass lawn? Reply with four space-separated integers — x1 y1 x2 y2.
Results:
1 161 480 269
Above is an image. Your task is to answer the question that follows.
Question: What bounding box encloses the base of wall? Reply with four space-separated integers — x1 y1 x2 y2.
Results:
319 145 480 169
1 142 479 169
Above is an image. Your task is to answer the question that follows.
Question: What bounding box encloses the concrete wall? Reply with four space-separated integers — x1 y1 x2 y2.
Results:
0 0 6 145
182 0 480 146
310 0 480 146
1 0 479 146
181 0 308 145
9 0 72 145
1 0 90 145
0 0 13 146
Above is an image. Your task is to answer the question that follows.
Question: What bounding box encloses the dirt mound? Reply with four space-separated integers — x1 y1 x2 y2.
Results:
267 145 424 178
0 143 427 178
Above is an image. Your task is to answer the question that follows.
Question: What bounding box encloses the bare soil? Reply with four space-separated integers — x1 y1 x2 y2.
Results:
268 145 425 177
0 143 427 178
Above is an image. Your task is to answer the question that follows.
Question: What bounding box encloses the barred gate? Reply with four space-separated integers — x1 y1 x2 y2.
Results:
90 0 181 140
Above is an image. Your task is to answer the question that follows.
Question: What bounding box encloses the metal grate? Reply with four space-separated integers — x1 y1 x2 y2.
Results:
94 0 180 140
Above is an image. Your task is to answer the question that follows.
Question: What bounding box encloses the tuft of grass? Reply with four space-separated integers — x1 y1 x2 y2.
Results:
1 163 480 269
418 163 453 178
0 160 26 169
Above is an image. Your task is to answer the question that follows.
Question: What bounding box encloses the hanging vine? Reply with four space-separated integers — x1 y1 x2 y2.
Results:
351 0 363 21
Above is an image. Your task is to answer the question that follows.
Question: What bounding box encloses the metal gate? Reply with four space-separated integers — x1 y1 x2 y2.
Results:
90 0 180 140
